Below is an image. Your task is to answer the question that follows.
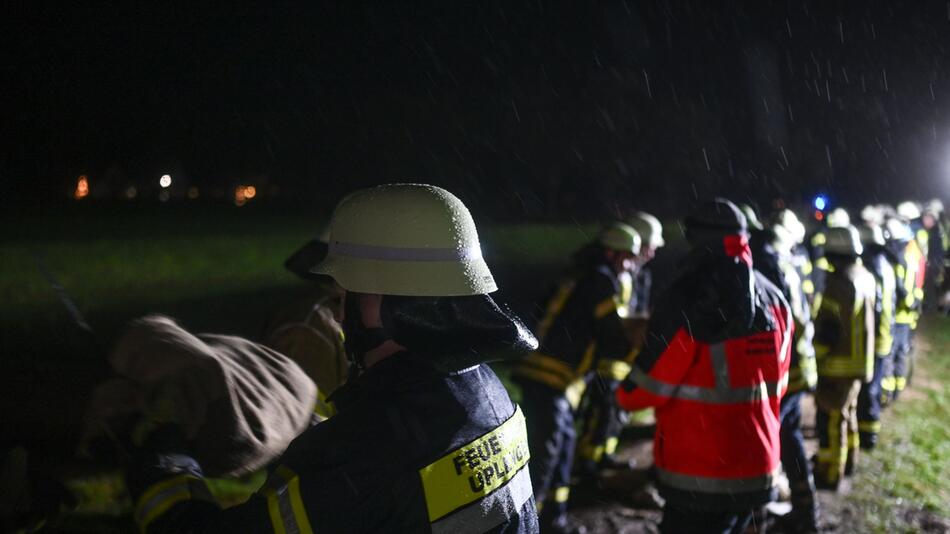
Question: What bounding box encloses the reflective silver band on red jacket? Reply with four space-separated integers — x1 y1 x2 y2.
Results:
656 466 780 493
429 466 533 534
629 364 788 404
329 242 482 262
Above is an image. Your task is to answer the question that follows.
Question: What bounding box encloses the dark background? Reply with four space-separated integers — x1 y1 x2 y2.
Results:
3 0 949 218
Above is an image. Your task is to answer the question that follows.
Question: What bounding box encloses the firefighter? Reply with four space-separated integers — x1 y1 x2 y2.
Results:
921 200 949 311
810 207 851 300
513 222 638 533
125 183 541 533
882 216 925 403
616 199 792 534
898 201 929 261
812 226 875 490
771 209 820 532
261 231 348 419
855 222 897 450
626 211 665 317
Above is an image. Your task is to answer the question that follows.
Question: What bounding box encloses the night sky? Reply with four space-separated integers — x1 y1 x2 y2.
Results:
4 1 949 216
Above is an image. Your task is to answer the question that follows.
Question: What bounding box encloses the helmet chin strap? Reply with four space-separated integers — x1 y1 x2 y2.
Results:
342 292 390 370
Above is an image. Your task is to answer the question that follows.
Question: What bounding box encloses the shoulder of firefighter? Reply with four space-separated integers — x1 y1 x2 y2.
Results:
513 265 634 409
812 264 876 382
126 353 539 534
263 295 348 419
615 264 793 510
778 259 818 392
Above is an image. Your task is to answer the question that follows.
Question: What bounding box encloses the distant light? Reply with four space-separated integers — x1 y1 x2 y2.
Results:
74 175 89 200
187 186 200 199
158 190 170 202
234 185 247 206
125 186 138 199
813 195 827 211
815 210 824 221
159 174 172 188
244 185 256 199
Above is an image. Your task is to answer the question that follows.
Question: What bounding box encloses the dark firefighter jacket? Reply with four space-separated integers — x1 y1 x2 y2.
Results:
813 260 876 381
128 351 539 534
616 234 793 511
513 263 633 407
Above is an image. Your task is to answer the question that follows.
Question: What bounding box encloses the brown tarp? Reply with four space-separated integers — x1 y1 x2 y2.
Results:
82 315 316 477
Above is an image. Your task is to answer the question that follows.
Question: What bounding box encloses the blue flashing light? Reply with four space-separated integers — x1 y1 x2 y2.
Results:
814 195 827 211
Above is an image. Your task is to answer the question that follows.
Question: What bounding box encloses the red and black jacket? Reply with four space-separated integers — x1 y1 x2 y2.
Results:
616 235 792 511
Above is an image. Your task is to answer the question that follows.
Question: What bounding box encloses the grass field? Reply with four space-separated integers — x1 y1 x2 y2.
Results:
843 315 950 533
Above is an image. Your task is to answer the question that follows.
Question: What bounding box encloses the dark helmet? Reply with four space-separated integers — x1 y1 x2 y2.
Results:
685 198 747 244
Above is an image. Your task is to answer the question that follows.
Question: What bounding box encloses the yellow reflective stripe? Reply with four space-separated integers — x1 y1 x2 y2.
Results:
597 359 632 381
859 421 881 433
802 279 815 295
880 376 896 392
536 280 576 341
802 260 814 275
520 353 576 383
262 466 314 534
895 376 907 391
419 406 530 523
579 443 605 462
594 297 617 319
564 378 587 410
812 232 826 246
815 257 830 271
513 366 572 391
605 437 619 456
554 486 570 503
134 475 209 533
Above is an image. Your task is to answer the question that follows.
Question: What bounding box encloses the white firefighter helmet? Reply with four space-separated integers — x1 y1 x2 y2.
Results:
884 217 914 242
826 207 851 228
860 204 884 226
824 225 863 256
311 183 496 296
626 211 665 249
896 201 921 221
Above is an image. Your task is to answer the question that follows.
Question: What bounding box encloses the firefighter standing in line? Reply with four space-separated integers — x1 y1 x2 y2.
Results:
881 216 925 403
811 226 876 490
626 211 665 317
513 222 638 533
771 209 821 532
921 200 948 310
854 222 897 450
125 183 542 533
616 199 792 534
575 213 663 476
261 232 348 419
810 207 852 300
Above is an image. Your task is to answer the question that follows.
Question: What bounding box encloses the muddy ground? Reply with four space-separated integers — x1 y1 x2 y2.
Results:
566 396 949 534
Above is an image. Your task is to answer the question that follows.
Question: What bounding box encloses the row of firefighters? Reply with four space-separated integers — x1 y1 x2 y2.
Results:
511 198 947 533
113 186 948 534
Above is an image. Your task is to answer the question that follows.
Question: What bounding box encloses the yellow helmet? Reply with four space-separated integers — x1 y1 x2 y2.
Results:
598 222 641 254
311 183 496 296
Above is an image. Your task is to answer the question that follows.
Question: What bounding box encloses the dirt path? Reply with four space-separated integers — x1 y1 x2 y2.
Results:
565 398 865 533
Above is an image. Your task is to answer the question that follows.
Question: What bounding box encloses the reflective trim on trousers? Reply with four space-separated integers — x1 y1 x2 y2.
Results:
263 465 314 534
655 466 779 493
429 466 533 534
630 367 788 404
134 475 213 533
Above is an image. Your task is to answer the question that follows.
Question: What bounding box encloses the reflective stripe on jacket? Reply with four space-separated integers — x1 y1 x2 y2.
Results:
513 264 632 406
130 355 540 534
616 250 792 511
813 261 876 381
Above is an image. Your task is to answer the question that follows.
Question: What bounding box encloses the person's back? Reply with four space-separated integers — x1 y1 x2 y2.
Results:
124 184 541 534
812 226 875 490
616 199 792 534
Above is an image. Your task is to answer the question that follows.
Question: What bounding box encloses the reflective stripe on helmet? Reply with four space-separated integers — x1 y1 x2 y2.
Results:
419 406 531 529
330 241 483 262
